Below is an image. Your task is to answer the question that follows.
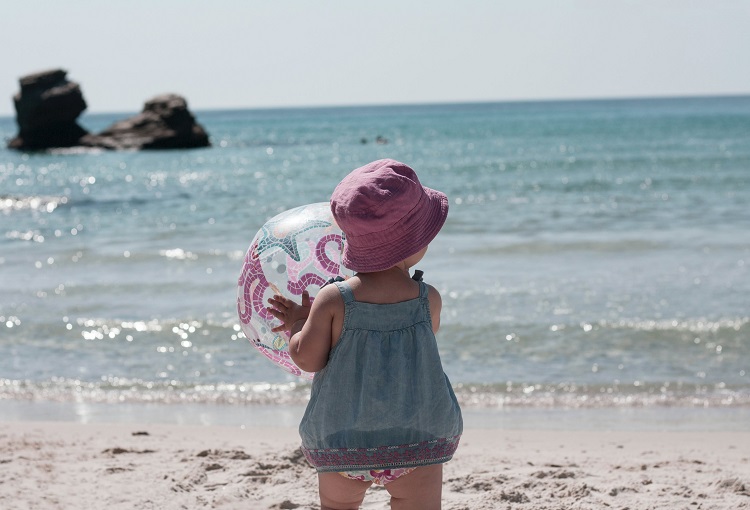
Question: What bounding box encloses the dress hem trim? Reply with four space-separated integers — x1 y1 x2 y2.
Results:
301 434 461 472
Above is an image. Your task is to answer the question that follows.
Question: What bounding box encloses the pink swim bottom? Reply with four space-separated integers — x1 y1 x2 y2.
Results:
338 467 416 485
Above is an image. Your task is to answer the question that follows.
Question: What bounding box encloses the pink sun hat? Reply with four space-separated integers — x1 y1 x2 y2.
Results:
330 159 449 273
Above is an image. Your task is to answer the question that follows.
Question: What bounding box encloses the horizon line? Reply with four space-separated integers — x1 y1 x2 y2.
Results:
1 92 749 119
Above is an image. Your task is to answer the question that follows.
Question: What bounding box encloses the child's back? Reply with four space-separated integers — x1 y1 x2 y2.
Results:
299 274 462 468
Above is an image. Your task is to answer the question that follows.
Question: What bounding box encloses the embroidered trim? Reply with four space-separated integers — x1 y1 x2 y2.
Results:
302 435 461 472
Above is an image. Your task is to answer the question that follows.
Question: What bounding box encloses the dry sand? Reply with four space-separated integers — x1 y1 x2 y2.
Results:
0 421 748 509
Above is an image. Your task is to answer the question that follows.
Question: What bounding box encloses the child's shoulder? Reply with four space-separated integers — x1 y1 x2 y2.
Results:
304 283 345 322
425 282 441 301
315 281 346 306
424 283 442 311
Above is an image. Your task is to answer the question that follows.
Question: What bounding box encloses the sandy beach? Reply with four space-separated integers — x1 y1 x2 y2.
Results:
1 420 748 509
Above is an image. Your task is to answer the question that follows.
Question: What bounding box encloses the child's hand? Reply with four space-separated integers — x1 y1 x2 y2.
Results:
267 291 311 333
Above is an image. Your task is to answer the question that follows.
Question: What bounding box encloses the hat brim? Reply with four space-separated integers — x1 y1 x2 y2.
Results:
340 186 449 273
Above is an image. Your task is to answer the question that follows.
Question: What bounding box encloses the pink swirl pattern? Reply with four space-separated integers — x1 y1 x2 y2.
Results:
316 233 344 274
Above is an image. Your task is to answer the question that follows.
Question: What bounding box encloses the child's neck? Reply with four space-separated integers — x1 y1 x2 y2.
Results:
357 264 414 283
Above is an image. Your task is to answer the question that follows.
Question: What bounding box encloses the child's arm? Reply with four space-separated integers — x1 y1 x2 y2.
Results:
289 283 341 372
267 284 339 373
427 284 442 334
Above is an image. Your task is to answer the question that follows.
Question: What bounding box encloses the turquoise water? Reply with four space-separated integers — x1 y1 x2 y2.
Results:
1 97 749 415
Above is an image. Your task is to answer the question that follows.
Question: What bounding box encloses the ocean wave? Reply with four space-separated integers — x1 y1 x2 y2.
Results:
5 229 46 243
452 382 750 409
0 378 307 406
159 248 199 260
0 193 196 215
62 195 154 209
54 316 244 345
1 378 747 409
596 317 749 334
461 238 668 255
156 248 244 261
0 195 68 213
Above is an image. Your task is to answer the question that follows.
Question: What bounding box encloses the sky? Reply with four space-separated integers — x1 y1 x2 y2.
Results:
1 0 749 116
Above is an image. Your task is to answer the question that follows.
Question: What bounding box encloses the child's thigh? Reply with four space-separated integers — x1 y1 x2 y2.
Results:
318 472 372 510
385 464 443 509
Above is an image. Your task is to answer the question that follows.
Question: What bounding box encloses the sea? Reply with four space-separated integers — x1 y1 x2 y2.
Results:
1 97 748 430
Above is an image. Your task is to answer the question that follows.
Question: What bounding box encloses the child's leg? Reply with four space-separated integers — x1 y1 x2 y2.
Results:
318 472 373 510
384 464 443 510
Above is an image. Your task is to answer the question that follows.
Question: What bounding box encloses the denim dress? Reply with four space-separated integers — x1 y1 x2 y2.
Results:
299 280 463 472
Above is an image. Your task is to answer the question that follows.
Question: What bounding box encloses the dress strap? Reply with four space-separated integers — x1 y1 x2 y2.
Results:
333 281 356 304
418 280 429 299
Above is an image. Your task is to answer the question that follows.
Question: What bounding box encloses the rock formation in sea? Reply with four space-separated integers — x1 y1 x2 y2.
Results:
7 69 89 150
7 69 211 151
81 94 210 150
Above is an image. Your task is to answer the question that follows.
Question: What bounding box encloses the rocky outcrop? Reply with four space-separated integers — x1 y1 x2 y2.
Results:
81 94 210 150
7 69 90 150
7 69 210 151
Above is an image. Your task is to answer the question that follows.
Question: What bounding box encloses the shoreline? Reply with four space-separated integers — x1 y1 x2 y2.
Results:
1 420 748 509
1 399 749 431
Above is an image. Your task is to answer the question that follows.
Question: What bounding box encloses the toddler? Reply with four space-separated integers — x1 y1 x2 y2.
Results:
268 159 462 510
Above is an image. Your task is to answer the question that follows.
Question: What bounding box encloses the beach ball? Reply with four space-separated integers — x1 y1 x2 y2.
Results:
237 202 352 379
